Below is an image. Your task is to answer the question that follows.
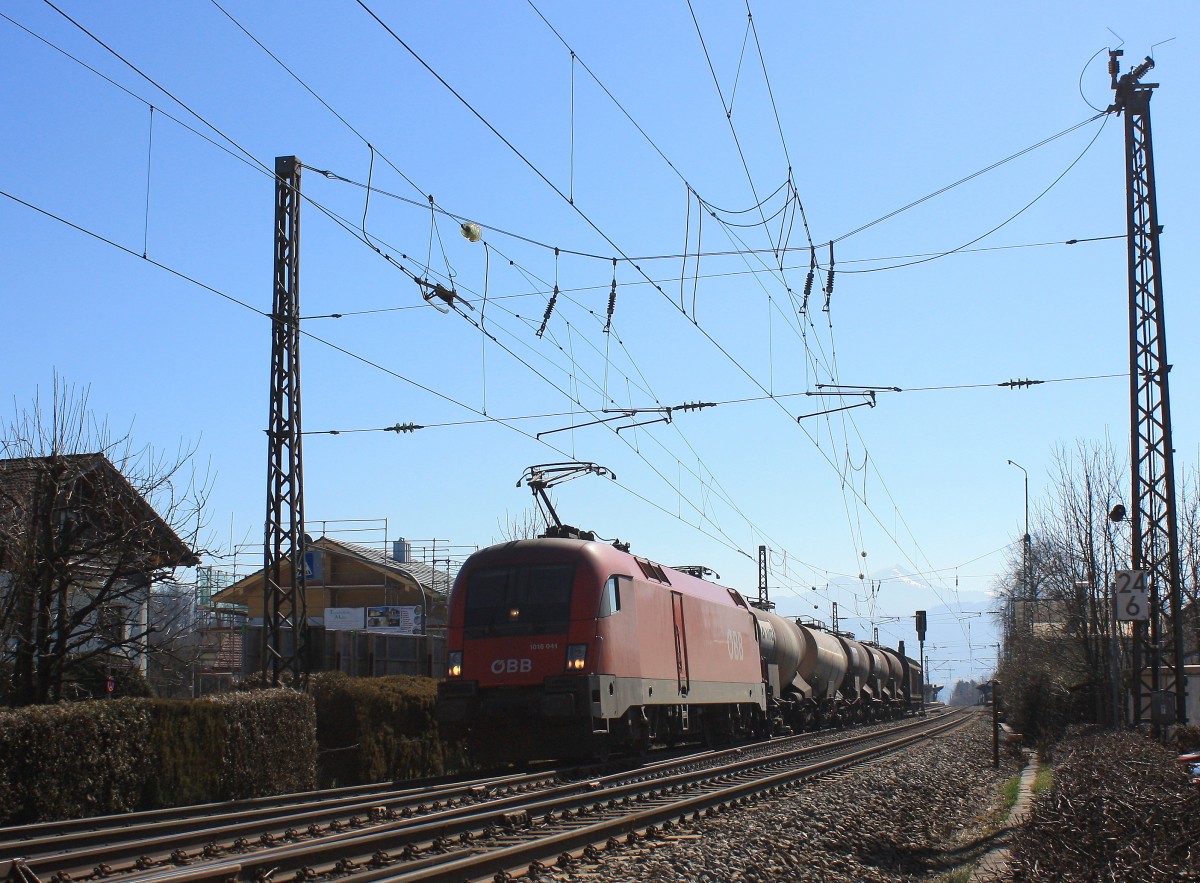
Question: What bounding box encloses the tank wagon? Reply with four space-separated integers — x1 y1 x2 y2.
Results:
436 537 922 760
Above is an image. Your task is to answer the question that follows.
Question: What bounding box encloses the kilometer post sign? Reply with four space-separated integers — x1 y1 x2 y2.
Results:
1113 569 1149 621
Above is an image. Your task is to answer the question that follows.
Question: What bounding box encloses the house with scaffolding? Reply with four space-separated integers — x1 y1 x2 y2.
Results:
209 532 466 680
190 566 247 694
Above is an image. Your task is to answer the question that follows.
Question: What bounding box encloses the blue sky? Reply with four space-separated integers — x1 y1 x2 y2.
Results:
4 2 1198 691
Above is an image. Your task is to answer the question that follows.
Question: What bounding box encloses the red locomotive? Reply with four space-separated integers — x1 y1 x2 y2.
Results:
436 535 924 760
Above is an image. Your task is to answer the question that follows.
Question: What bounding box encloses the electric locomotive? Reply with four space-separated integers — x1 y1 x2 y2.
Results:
436 534 925 761
436 537 770 759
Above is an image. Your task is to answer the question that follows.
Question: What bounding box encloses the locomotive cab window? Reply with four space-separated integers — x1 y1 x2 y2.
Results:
464 563 575 637
598 575 628 618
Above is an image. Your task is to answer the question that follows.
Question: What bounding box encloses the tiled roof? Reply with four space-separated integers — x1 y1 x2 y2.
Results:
211 535 456 602
0 453 198 567
314 537 453 598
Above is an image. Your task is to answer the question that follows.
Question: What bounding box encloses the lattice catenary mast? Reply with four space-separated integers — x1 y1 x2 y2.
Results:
262 155 309 686
1109 52 1186 726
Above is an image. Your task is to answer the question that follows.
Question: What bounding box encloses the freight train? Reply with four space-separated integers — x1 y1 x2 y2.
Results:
436 537 923 760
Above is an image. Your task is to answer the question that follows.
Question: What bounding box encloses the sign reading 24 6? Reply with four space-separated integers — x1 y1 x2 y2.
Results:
1113 569 1149 622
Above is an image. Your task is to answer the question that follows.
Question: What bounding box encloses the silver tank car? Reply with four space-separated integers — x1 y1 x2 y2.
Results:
865 644 894 701
838 635 871 697
753 609 809 699
883 648 905 696
883 647 923 705
745 614 920 732
797 623 849 700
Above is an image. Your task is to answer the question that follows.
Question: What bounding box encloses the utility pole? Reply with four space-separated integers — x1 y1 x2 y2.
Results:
991 680 1001 769
263 155 309 687
1007 459 1031 605
1110 52 1187 728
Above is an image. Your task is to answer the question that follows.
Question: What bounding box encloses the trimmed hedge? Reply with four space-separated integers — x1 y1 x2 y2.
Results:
0 698 153 824
0 689 316 825
0 676 475 824
142 699 227 809
207 689 317 798
310 672 468 786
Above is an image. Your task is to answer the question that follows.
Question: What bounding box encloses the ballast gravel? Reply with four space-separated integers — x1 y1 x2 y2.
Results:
557 713 1019 882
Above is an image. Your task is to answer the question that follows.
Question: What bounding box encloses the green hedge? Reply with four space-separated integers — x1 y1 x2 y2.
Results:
0 677 477 824
142 699 227 808
310 672 469 786
0 699 153 824
0 689 316 825
208 689 317 798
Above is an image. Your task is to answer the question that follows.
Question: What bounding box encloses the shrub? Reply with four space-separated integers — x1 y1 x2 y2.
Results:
205 689 317 798
142 699 227 808
63 654 155 700
310 672 468 786
0 698 153 825
0 690 318 825
1010 728 1200 879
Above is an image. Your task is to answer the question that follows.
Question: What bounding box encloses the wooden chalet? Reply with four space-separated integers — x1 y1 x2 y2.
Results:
211 536 450 629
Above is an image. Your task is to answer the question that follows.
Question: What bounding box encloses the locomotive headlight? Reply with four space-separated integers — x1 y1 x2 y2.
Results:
566 644 588 671
448 651 463 678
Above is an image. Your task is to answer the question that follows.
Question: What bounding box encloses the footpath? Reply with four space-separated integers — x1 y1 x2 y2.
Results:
969 750 1039 882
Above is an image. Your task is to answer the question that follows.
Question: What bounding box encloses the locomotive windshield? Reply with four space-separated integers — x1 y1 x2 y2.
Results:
463 563 575 637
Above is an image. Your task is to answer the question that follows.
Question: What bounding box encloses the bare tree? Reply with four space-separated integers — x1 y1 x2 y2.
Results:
495 503 547 542
992 440 1200 739
0 378 208 705
995 441 1130 739
145 577 206 698
1176 467 1200 657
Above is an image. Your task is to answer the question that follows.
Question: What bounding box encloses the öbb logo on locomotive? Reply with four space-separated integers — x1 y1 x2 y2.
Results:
491 658 534 674
726 628 745 660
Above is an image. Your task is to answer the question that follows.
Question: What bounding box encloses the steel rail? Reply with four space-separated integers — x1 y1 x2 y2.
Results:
373 708 975 883
1 745 741 880
81 710 968 883
0 772 541 850
0 769 572 877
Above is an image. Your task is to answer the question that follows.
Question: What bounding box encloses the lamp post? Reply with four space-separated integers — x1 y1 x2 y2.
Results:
1007 460 1030 602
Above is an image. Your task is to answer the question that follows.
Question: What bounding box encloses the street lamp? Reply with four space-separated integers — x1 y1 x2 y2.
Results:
1007 460 1030 602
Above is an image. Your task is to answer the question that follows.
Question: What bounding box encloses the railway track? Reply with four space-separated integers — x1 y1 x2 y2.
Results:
2 708 971 883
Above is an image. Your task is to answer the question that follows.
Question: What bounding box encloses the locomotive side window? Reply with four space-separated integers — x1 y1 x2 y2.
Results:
464 563 575 637
598 575 626 618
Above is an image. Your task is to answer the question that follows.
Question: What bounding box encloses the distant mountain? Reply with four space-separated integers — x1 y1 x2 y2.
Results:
769 562 1001 688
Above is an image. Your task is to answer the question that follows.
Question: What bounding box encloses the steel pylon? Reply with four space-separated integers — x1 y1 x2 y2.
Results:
1110 52 1186 727
263 155 309 687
